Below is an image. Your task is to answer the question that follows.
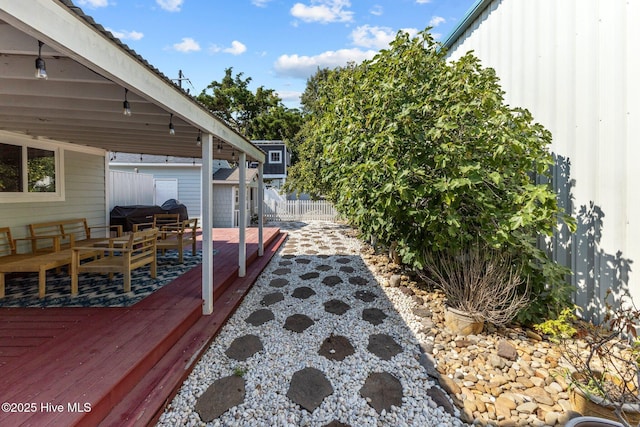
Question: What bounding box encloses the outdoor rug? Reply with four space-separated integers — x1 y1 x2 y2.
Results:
0 249 208 308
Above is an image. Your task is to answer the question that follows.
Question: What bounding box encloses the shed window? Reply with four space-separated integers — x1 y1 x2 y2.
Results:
269 150 282 164
0 138 63 202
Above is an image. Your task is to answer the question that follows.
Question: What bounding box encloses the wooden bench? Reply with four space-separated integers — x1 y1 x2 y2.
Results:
28 218 122 253
71 228 158 294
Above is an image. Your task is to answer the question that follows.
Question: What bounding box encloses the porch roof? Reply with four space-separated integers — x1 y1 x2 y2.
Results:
0 0 265 163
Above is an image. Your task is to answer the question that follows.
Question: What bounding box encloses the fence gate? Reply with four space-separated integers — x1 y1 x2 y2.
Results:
263 200 337 221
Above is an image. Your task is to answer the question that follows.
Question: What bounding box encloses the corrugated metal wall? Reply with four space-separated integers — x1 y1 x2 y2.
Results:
446 0 640 321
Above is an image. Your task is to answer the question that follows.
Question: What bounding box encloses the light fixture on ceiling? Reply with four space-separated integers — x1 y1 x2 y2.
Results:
196 130 202 147
35 40 47 79
217 142 222 153
123 88 132 116
169 113 175 135
231 150 235 160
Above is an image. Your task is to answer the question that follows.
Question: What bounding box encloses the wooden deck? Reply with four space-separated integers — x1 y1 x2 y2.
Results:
0 227 286 427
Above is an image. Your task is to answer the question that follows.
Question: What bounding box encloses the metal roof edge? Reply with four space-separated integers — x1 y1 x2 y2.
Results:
441 0 492 49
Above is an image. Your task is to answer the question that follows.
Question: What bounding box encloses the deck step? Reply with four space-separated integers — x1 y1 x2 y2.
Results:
97 231 286 427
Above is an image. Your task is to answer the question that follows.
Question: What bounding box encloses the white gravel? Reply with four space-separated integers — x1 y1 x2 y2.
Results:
156 221 467 427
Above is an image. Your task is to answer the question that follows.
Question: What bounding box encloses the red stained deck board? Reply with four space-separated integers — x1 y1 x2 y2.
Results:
99 231 287 427
0 228 282 427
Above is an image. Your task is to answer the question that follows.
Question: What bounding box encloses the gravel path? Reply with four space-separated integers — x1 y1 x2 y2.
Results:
156 221 466 427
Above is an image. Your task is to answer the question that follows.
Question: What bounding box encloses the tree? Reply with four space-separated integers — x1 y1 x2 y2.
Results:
286 29 575 323
197 67 303 142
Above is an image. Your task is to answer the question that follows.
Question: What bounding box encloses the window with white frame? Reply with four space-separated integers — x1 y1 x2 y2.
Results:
269 150 282 164
0 136 63 202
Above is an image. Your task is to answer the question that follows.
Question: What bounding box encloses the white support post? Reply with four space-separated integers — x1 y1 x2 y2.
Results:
258 162 264 256
202 134 214 315
238 152 247 277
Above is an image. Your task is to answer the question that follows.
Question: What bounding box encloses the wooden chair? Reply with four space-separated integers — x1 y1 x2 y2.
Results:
70 228 158 294
155 218 199 263
132 214 180 232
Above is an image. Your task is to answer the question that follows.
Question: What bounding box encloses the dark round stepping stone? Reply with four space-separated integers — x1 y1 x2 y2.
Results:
195 375 245 421
300 272 320 280
324 299 351 315
284 314 314 333
339 266 355 274
282 254 295 259
225 334 263 361
362 308 387 326
261 292 284 306
348 276 368 286
273 268 291 275
245 309 274 326
315 264 332 271
292 286 316 299
279 260 293 266
354 290 377 302
367 334 402 360
287 367 333 412
306 250 319 254
324 421 351 427
359 372 403 414
318 254 330 259
295 258 311 264
318 334 355 361
336 258 352 264
269 278 289 288
322 275 343 287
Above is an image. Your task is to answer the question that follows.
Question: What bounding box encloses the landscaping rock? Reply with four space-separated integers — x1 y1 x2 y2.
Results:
269 278 289 288
195 375 245 421
367 334 402 360
322 275 343 287
362 308 387 325
287 367 333 412
245 309 274 326
359 372 403 414
323 299 351 315
318 334 355 361
284 314 314 333
225 334 263 361
292 286 316 299
260 292 284 306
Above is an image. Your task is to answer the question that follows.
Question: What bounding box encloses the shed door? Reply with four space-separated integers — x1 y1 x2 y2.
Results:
154 178 178 205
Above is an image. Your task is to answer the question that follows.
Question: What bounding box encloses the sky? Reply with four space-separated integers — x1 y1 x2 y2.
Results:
75 0 478 109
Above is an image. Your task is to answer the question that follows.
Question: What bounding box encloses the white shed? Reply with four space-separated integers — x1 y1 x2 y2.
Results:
443 0 640 320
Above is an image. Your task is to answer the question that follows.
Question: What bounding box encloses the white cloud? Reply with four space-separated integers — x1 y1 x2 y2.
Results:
156 0 183 12
275 90 303 104
108 29 144 41
416 0 431 4
350 25 395 49
252 0 272 6
172 37 200 53
429 16 446 27
224 41 247 55
209 41 247 56
370 5 383 16
274 48 377 79
77 0 109 7
290 0 354 24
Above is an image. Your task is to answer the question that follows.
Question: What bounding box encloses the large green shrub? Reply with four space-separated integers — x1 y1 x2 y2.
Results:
287 30 575 323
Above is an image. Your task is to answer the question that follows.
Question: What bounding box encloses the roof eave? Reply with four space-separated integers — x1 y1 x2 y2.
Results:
441 0 492 50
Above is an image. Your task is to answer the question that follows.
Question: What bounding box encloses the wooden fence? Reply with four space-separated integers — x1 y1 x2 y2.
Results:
263 199 337 221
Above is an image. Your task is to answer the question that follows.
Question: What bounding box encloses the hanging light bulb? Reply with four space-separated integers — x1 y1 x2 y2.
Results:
217 143 222 153
196 130 202 146
123 88 132 116
35 40 47 79
169 113 175 135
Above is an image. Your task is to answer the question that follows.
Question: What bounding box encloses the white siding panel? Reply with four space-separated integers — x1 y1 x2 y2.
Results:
446 0 639 319
0 149 107 248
